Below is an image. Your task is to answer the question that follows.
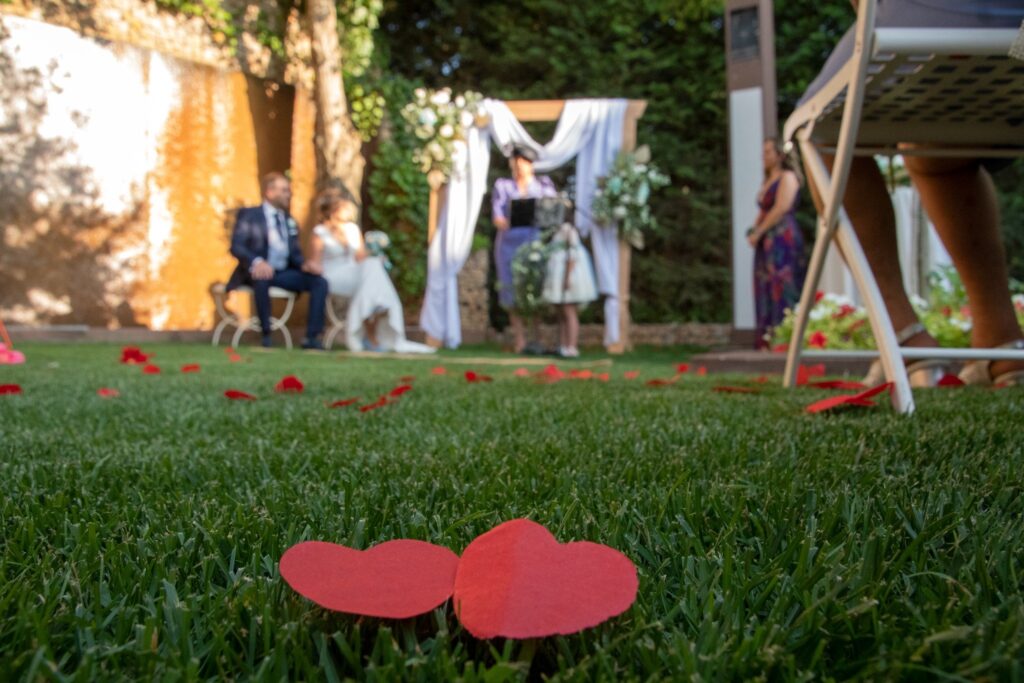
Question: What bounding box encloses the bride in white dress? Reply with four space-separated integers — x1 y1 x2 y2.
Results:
307 190 435 353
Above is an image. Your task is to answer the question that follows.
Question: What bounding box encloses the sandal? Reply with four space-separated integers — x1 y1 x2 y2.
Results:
862 322 950 387
958 339 1024 386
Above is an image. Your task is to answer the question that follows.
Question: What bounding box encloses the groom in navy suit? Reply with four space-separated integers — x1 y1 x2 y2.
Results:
228 172 327 349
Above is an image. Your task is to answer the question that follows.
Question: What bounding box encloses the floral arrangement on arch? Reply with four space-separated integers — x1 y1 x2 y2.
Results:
591 145 671 250
400 88 484 178
768 267 1024 350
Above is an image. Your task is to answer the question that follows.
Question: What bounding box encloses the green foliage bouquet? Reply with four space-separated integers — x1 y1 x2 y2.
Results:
592 146 671 249
510 238 553 315
400 88 484 178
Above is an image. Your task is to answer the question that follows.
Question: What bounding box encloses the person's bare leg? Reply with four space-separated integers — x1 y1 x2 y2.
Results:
906 156 1024 376
564 304 580 352
509 312 526 353
808 154 937 348
364 316 378 347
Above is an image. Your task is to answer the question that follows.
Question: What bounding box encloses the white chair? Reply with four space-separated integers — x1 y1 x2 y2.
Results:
323 294 352 350
782 0 1024 414
209 282 297 349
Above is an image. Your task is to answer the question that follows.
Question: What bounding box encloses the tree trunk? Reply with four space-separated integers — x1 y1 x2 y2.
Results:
307 0 364 203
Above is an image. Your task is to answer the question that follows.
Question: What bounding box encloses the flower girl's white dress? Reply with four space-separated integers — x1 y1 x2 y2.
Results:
314 223 434 353
542 224 598 305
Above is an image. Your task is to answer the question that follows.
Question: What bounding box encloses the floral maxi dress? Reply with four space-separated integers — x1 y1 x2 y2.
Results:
753 178 806 349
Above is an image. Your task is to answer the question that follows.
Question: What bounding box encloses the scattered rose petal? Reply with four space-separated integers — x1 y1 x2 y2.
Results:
180 364 201 373
624 370 640 380
328 398 360 408
275 375 304 393
570 369 593 380
513 368 531 377
97 387 120 398
228 353 243 363
0 383 23 395
360 396 390 412
796 364 826 386
453 519 638 639
596 372 610 382
646 376 678 387
389 384 413 398
938 374 965 388
754 375 770 384
120 346 151 364
280 540 460 619
675 363 690 374
399 375 416 383
465 370 493 383
225 389 257 400
806 380 866 390
541 364 565 381
141 364 161 375
0 344 25 364
806 382 892 414
431 366 447 375
696 366 707 377
713 385 761 394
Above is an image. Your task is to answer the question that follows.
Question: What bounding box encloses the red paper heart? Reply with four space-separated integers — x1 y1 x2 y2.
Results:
225 389 257 400
389 384 413 398
453 519 638 639
180 364 201 373
329 397 360 408
280 540 460 619
141 364 161 375
464 371 492 383
97 387 120 398
0 383 23 395
275 375 304 393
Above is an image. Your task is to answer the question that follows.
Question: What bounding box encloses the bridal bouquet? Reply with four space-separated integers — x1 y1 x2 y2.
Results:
592 146 671 250
510 238 552 315
400 88 484 178
364 230 393 271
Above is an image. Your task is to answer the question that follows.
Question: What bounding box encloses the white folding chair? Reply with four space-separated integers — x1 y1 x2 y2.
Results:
323 294 351 350
209 282 297 349
782 0 1024 413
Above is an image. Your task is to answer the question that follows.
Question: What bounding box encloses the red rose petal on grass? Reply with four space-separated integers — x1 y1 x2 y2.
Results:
328 398 360 408
120 346 151 364
225 389 257 401
938 374 965 388
464 370 493 383
754 375 770 384
275 375 304 393
852 382 893 401
141 364 161 375
180 364 201 373
713 385 761 394
359 396 390 413
513 368 531 377
228 353 243 363
570 369 593 380
696 366 707 377
796 364 826 386
453 519 638 639
624 370 640 380
280 540 460 619
0 383 23 395
431 366 447 375
805 382 892 414
96 387 120 398
675 363 690 374
541 364 565 381
596 372 610 382
806 380 867 390
389 384 413 398
399 375 416 383
646 376 678 387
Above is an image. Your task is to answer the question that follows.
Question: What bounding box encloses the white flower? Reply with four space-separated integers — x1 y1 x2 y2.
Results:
809 307 827 322
419 109 438 127
431 89 451 105
455 95 466 108
612 206 628 220
459 110 475 129
910 294 929 310
953 318 973 331
529 251 542 262
414 88 427 100
439 124 454 139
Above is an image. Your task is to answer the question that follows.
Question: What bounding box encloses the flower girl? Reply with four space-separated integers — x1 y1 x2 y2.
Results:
542 223 598 357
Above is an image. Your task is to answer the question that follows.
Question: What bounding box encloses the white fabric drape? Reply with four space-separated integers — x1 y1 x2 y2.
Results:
420 98 628 348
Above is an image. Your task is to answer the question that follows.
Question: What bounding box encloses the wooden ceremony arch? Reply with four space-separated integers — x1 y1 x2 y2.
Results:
425 99 648 353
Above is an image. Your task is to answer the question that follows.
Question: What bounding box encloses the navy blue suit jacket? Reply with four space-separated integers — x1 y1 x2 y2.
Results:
227 206 305 290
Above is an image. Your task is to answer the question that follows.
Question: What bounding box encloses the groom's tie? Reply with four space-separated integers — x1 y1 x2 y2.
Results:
274 211 288 244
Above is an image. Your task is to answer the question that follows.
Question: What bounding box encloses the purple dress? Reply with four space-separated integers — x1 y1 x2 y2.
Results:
754 177 806 349
491 175 557 309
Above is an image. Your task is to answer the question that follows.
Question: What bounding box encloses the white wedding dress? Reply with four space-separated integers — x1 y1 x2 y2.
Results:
314 223 435 353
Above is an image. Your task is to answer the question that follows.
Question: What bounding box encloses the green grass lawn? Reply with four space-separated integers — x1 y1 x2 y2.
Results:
1 343 1023 681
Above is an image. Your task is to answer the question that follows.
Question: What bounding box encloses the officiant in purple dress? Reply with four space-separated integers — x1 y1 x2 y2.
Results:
491 145 558 353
